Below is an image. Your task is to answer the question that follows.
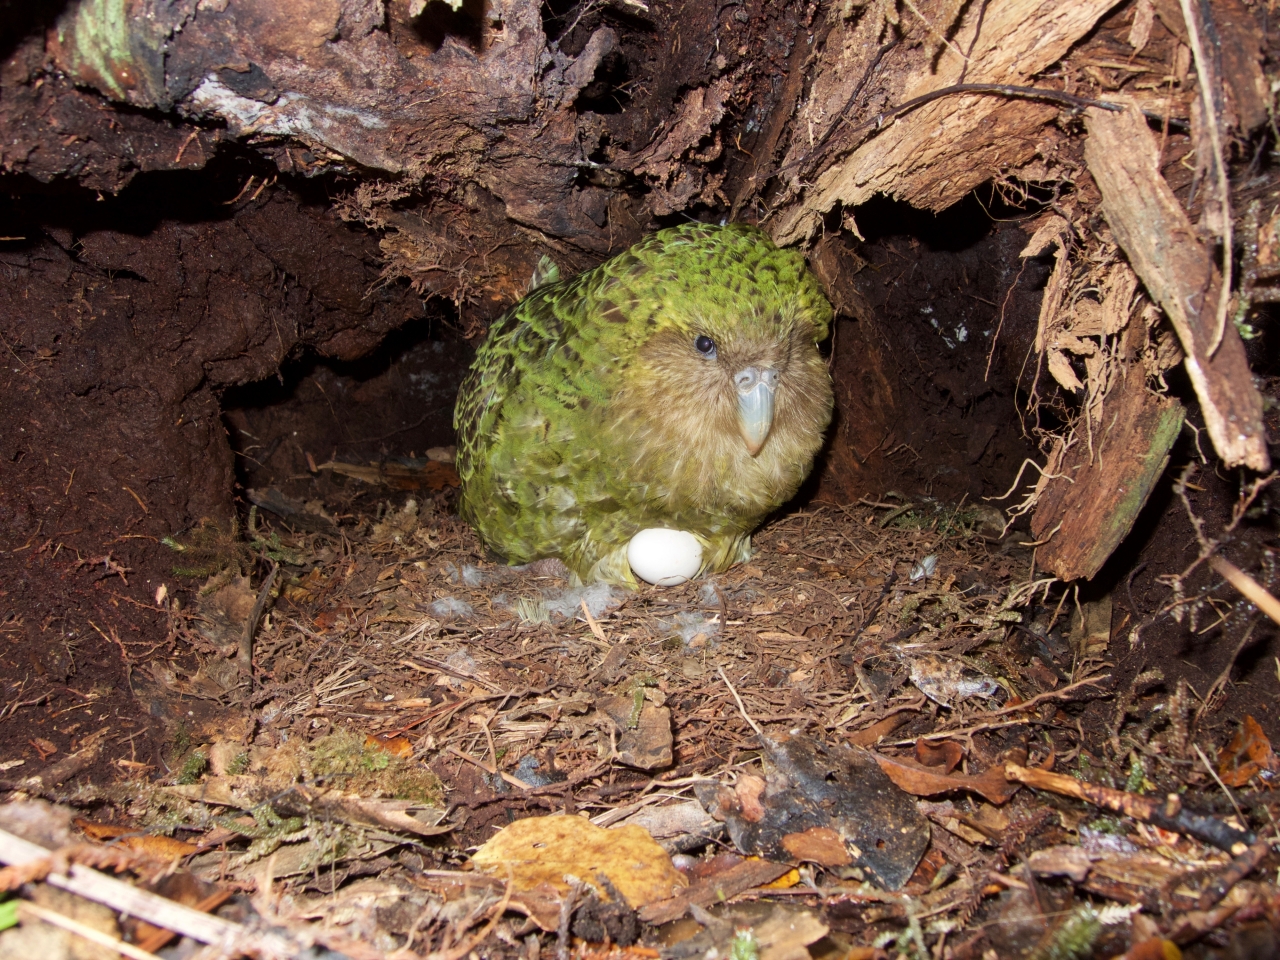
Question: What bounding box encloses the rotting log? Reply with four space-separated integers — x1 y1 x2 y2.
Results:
1031 360 1185 583
1084 100 1268 472
769 0 1119 244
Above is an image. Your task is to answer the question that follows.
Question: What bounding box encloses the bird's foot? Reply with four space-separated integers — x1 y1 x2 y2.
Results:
512 557 571 579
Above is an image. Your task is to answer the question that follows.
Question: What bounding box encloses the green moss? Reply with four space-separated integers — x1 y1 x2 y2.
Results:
69 0 132 101
308 730 443 805
170 721 192 758
1029 906 1101 960
176 750 208 785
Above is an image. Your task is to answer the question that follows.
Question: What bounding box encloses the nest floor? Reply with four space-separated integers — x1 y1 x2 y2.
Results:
2 476 1278 960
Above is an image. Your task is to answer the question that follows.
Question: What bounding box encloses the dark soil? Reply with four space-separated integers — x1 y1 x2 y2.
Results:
0 157 429 777
814 192 1052 505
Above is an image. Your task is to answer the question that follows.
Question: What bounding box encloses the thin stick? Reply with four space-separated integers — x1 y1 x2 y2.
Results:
0 828 243 947
1209 556 1280 627
718 666 765 739
1203 618 1260 708
1005 763 1252 852
19 901 164 960
240 562 280 679
580 599 608 642
439 876 514 960
1194 742 1245 826
446 745 532 792
901 0 970 63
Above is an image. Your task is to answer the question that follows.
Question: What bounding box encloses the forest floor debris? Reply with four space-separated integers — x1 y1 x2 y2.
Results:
2 479 1279 959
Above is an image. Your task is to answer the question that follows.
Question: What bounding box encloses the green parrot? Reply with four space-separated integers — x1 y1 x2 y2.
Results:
453 222 834 584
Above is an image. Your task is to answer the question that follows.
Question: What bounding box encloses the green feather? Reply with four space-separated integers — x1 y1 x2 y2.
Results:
454 222 834 584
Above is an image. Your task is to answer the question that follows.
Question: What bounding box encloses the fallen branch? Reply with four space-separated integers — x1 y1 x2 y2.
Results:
1209 556 1280 627
240 561 280 680
0 827 333 957
18 901 163 960
0 733 106 797
1195 836 1272 910
1005 763 1254 853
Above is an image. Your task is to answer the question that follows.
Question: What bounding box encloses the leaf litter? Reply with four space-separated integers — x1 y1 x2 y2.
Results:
1 482 1278 959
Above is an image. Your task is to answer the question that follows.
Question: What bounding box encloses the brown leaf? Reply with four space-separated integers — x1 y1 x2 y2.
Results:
873 751 1024 804
599 700 673 771
846 713 912 747
781 826 851 867
1218 715 1277 788
120 835 200 859
505 880 564 932
638 858 792 925
75 819 130 841
914 739 963 773
365 734 414 760
735 775 767 822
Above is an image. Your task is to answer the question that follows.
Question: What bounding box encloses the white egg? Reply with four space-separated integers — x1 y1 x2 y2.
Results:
627 528 703 586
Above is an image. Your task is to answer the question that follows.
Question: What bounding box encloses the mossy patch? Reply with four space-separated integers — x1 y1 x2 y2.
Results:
307 730 443 805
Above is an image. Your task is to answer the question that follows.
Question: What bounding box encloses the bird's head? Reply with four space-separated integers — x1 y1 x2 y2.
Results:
590 223 833 470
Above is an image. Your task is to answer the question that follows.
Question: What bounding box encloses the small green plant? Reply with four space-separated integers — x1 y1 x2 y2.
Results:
227 751 251 775
625 675 658 728
1029 905 1101 960
1084 816 1125 835
163 507 301 579
170 721 192 758
513 596 550 623
162 517 253 579
1125 754 1151 794
176 750 208 785
729 928 759 960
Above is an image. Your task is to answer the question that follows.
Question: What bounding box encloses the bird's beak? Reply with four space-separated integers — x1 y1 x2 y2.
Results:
735 366 777 457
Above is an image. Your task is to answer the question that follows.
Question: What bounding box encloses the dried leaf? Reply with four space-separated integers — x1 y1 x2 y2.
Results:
365 734 414 760
638 857 791 925
318 459 459 490
735 775 767 822
873 751 1024 805
905 653 999 707
697 736 929 890
1028 844 1094 882
1129 0 1155 52
781 826 851 867
471 815 686 909
1218 715 1278 787
600 699 673 770
914 739 963 773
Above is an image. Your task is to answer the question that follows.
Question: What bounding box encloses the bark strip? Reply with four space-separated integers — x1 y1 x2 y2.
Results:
1084 101 1268 470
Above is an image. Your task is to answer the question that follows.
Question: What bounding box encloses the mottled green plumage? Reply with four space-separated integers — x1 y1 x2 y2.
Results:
454 222 834 584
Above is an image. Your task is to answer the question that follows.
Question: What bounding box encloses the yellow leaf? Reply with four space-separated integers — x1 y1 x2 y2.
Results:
471 815 686 908
761 868 801 889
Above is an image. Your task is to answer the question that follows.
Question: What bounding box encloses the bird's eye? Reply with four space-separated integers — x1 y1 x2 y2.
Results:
694 335 717 358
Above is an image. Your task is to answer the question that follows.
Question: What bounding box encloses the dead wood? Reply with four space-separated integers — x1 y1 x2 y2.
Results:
1005 763 1255 853
771 0 1119 243
1031 345 1185 582
1084 99 1268 471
